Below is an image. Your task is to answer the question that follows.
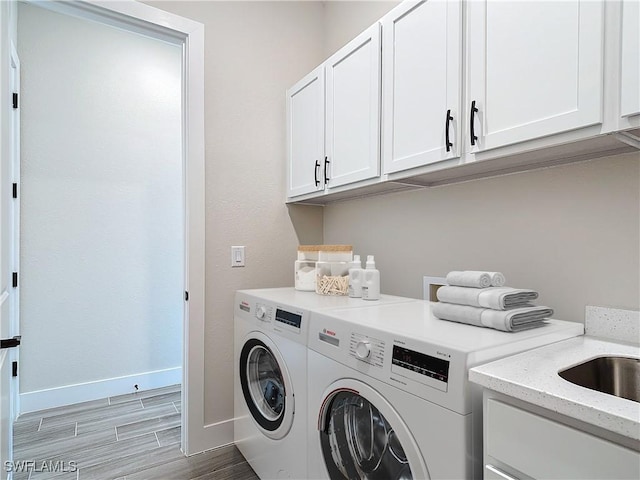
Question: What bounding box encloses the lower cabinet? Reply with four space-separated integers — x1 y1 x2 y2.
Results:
484 397 640 480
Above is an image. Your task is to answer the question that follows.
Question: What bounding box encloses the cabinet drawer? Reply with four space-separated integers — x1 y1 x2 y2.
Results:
486 399 640 479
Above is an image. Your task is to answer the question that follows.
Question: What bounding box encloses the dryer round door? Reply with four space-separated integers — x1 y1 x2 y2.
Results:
317 379 429 480
239 332 294 440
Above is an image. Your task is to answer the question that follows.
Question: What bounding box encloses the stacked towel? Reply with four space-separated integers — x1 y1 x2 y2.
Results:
431 303 553 332
433 271 553 332
446 270 505 288
437 286 538 310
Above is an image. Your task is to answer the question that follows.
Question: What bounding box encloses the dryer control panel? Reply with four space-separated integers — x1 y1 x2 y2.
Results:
236 291 310 346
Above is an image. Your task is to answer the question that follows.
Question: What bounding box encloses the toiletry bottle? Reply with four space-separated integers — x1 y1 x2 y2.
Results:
348 254 363 298
362 255 380 301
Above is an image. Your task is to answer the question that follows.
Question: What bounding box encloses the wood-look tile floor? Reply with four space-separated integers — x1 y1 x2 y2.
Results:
12 385 259 480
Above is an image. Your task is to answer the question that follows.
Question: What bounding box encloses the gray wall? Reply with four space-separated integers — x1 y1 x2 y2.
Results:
87 0 637 443
322 0 400 57
324 154 640 322
144 1 325 426
320 1 640 323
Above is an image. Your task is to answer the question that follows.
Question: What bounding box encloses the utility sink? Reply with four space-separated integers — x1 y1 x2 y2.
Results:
559 356 640 403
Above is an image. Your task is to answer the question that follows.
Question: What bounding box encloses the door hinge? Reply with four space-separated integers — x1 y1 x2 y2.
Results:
185 291 189 301
1 335 21 349
12 93 18 109
12 361 18 377
12 183 17 199
12 272 18 288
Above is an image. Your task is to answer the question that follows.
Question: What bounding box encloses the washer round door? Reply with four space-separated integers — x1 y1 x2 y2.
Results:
318 380 429 480
239 333 294 440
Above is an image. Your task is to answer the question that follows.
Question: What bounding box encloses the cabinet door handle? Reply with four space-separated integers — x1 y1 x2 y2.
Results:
445 109 454 152
1 335 21 349
314 160 320 187
470 100 479 146
324 156 330 184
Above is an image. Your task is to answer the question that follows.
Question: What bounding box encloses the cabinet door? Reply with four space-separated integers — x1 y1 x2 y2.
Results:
466 0 604 152
486 399 640 479
325 23 381 189
621 0 640 118
286 66 324 198
382 0 462 174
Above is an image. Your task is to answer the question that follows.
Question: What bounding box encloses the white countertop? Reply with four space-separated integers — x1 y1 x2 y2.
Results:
469 335 640 440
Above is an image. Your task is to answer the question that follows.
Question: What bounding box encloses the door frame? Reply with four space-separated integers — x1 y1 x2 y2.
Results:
9 38 19 433
25 0 206 456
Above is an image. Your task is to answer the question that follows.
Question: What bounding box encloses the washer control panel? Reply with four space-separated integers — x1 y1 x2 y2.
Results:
254 302 274 322
349 333 385 368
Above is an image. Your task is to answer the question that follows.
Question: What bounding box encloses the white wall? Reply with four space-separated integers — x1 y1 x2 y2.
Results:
143 1 325 428
18 3 183 406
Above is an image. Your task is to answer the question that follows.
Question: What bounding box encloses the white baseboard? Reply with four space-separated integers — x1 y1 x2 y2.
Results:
19 367 181 414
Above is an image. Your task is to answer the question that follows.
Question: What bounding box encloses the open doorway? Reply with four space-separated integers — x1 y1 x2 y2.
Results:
18 0 184 413
2 0 207 463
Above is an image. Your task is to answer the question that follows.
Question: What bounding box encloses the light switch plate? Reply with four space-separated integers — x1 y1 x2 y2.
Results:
231 246 245 267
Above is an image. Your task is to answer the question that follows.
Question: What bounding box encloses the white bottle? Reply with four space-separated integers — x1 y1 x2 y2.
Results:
348 255 363 298
362 255 380 301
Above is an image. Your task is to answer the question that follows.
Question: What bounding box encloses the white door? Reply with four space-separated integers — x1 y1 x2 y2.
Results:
620 0 640 119
0 42 20 479
382 0 462 175
466 0 604 152
286 66 325 198
325 23 381 189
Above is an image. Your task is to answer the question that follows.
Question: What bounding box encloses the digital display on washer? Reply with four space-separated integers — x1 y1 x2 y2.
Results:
392 345 449 383
275 308 302 329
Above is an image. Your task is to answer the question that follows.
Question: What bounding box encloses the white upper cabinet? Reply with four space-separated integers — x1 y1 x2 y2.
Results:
620 0 640 119
466 0 604 152
382 0 462 174
286 66 325 198
325 23 381 189
286 0 634 204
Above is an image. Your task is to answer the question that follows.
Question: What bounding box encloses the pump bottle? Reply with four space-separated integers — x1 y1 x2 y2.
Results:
348 255 363 298
362 255 380 301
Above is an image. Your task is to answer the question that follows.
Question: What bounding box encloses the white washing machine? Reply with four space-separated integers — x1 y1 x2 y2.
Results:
306 301 584 479
234 288 417 479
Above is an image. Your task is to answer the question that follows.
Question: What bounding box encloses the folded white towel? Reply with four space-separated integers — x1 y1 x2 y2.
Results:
436 286 538 310
488 272 506 287
446 271 506 288
432 302 553 332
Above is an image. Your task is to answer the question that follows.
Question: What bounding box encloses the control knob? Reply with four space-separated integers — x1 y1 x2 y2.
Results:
255 305 267 320
355 340 371 359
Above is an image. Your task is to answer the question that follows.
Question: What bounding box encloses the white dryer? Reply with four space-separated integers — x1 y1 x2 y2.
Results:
234 288 416 479
306 301 584 479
